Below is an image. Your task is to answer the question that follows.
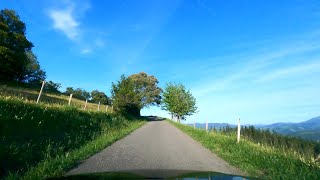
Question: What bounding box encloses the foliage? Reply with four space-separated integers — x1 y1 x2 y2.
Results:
0 96 145 179
111 73 162 116
111 75 139 115
170 120 320 179
129 72 162 108
162 83 197 122
22 51 46 84
44 80 61 93
90 90 110 105
65 87 91 100
0 9 45 82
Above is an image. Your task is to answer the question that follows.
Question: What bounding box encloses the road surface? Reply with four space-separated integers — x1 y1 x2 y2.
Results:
67 118 243 178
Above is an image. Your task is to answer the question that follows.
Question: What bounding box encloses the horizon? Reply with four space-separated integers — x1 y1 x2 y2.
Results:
2 0 320 124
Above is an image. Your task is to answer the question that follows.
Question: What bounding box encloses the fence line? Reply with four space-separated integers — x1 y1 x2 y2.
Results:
84 99 88 109
68 94 73 106
34 83 112 113
36 81 45 104
192 118 242 144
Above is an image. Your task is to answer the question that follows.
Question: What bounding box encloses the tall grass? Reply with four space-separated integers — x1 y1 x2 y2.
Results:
0 96 145 179
169 120 320 179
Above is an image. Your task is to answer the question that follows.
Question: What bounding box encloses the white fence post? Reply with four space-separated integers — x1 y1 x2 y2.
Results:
98 102 100 111
68 94 73 106
84 99 88 109
206 119 208 132
237 118 241 143
36 81 45 104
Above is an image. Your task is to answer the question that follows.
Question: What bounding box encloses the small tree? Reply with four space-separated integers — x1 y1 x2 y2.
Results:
44 80 61 93
162 83 197 123
91 90 109 105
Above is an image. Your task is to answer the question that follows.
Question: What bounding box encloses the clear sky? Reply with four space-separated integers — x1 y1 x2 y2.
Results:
2 0 320 125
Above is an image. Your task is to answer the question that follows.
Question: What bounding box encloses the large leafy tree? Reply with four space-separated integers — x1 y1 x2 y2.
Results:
111 72 162 116
0 9 45 82
162 83 197 123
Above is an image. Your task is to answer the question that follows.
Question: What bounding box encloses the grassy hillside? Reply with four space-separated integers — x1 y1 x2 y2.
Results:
0 96 145 179
0 82 111 112
169 120 320 179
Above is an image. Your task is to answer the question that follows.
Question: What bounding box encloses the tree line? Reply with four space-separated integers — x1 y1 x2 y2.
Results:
0 8 198 119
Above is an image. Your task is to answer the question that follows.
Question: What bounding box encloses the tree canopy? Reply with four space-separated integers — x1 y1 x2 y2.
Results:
111 72 162 116
0 9 45 83
91 90 110 105
162 83 197 122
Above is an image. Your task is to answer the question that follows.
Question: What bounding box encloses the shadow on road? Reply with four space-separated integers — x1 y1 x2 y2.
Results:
142 116 166 121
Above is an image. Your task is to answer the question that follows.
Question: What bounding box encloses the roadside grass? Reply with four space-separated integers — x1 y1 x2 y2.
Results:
0 96 145 179
168 120 320 179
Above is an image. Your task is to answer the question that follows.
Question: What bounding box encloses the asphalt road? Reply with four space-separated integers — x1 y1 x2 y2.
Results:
66 118 243 178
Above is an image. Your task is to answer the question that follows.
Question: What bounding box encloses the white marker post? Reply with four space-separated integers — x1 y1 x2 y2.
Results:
237 118 241 143
206 119 208 132
84 99 88 110
68 94 73 106
36 81 45 104
98 102 100 111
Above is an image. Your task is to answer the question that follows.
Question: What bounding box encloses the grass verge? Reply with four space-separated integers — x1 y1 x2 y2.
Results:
168 120 320 179
1 96 145 179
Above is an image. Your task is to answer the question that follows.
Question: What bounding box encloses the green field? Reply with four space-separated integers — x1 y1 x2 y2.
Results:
0 91 145 179
169 120 320 179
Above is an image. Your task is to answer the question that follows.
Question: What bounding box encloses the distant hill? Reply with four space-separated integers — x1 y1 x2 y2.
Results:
261 116 320 141
188 116 320 142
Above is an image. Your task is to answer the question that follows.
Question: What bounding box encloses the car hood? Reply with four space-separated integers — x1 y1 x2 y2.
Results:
53 169 255 179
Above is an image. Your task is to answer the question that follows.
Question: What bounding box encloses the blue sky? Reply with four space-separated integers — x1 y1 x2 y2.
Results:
2 0 320 125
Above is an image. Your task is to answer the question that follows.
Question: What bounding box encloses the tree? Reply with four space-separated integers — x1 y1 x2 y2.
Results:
111 75 139 115
161 83 197 123
0 9 45 82
129 72 162 108
22 51 46 84
44 80 61 93
111 73 162 116
91 90 109 105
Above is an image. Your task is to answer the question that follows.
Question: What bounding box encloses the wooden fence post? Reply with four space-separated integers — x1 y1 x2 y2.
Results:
36 81 45 104
206 119 208 132
98 102 100 111
105 105 108 112
237 118 241 143
84 99 88 109
68 94 73 106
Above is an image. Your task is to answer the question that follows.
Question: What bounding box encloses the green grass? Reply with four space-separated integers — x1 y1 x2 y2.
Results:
0 96 145 179
168 120 320 180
